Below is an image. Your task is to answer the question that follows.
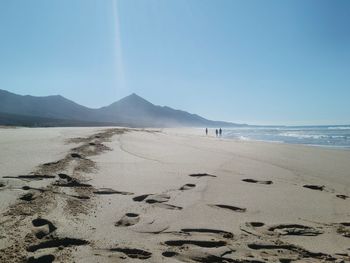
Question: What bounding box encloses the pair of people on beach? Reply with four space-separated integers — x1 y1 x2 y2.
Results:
205 128 222 137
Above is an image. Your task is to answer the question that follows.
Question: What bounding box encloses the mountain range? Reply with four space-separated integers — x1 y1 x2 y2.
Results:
0 89 242 127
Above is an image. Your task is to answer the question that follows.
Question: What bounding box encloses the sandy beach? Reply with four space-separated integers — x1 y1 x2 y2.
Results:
0 127 349 263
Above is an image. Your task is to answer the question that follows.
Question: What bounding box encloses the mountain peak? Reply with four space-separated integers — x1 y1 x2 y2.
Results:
119 93 152 105
125 93 144 100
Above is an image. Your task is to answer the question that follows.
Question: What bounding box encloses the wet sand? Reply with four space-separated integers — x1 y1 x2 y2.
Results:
0 127 349 262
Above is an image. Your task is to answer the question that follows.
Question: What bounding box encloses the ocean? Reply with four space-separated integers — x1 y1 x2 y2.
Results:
223 126 350 149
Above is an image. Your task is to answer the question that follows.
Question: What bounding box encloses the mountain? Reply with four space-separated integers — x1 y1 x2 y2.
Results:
0 89 98 121
97 93 236 127
0 112 120 127
0 89 242 127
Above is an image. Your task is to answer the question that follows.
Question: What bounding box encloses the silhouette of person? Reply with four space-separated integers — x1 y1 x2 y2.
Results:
215 129 218 137
205 128 208 135
219 128 222 137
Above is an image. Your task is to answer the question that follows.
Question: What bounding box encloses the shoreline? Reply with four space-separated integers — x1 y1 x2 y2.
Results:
2 125 349 151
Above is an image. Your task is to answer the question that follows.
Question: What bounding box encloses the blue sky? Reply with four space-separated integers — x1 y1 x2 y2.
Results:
0 0 349 125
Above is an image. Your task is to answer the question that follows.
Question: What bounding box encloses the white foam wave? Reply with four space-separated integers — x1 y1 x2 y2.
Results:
327 126 350 130
279 132 327 140
238 136 251 141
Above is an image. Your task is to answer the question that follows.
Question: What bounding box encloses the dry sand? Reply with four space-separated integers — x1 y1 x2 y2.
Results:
0 127 349 263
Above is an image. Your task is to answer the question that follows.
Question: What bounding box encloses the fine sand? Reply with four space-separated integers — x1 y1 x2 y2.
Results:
0 127 349 263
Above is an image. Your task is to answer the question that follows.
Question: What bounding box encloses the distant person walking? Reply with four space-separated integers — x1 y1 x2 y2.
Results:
219 128 222 137
215 129 218 137
205 128 208 136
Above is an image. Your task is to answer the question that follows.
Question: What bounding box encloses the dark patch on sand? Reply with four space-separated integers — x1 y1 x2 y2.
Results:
20 193 35 201
242 179 273 185
27 255 55 263
303 185 324 191
336 194 349 200
133 194 151 202
165 240 227 248
70 153 82 159
179 184 196 190
268 224 322 236
162 251 179 257
247 243 335 260
53 174 92 188
32 218 57 239
109 247 152 260
3 175 55 180
43 161 60 166
155 203 183 210
189 173 216 178
248 222 265 227
27 238 89 252
209 204 246 213
115 213 140 227
337 223 350 238
93 188 133 195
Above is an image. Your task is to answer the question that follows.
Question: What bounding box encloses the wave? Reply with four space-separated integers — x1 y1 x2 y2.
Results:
223 126 350 148
278 132 328 140
327 126 350 130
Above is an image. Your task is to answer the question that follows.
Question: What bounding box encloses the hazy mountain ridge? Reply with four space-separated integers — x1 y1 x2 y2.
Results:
0 89 242 127
0 112 123 127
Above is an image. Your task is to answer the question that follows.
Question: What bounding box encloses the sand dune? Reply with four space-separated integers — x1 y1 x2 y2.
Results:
0 127 349 262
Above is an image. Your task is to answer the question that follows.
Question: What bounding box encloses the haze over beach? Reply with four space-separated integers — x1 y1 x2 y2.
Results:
0 1 350 263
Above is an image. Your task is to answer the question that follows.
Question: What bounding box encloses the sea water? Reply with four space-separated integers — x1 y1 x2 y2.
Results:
223 126 350 149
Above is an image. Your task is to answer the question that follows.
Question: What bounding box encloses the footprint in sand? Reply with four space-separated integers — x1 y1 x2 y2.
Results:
245 222 323 237
336 194 349 200
27 238 89 252
133 194 183 210
3 174 55 180
133 194 151 202
27 254 55 263
115 213 140 227
336 222 350 238
162 248 237 263
247 243 335 261
144 194 170 204
303 184 325 191
180 228 234 239
209 204 247 213
32 218 57 239
109 247 152 260
267 224 323 236
43 161 61 167
133 194 169 203
242 178 273 185
54 173 91 187
164 240 227 248
188 173 216 178
20 192 36 201
179 184 196 191
133 220 169 234
162 251 178 257
247 222 265 228
58 173 73 181
22 185 46 193
153 203 183 210
93 188 133 195
70 153 83 159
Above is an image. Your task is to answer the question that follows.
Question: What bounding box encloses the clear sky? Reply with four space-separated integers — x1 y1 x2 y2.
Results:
0 0 349 125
